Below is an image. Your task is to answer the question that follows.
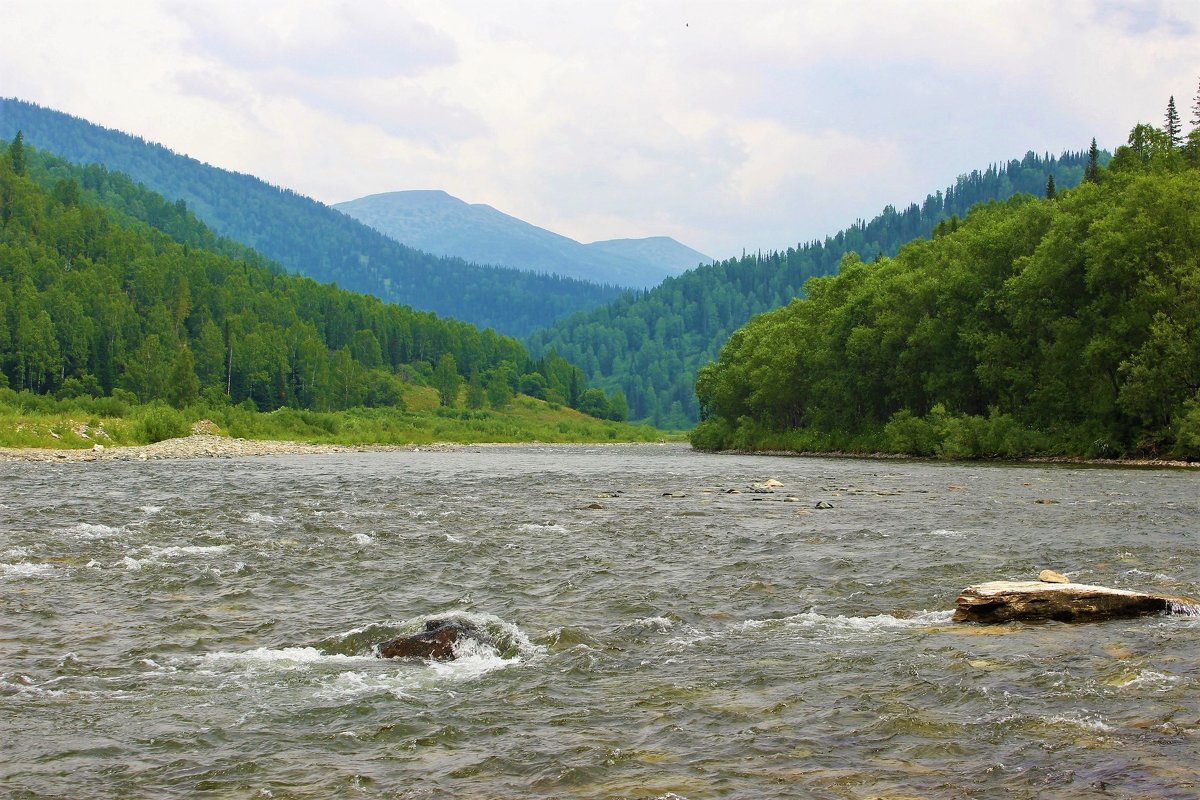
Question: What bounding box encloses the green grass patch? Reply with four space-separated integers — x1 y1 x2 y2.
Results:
0 388 674 449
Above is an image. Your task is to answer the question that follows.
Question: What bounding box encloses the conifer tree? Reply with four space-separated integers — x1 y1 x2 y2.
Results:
9 130 25 175
1045 174 1056 200
1193 77 1200 129
1166 96 1183 147
1085 138 1101 183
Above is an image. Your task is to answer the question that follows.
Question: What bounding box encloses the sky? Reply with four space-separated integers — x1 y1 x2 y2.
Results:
5 1 1199 260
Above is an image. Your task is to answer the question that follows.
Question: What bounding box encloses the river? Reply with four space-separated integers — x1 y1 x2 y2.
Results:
2 444 1198 798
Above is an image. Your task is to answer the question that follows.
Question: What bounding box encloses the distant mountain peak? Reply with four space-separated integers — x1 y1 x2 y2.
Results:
334 189 711 289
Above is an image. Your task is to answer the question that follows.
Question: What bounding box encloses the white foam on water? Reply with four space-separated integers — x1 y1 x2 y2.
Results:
1044 711 1116 733
741 609 954 637
666 625 714 649
204 646 370 670
927 528 965 538
139 505 163 514
1124 567 1175 583
244 512 283 525
1117 670 1181 691
1168 600 1200 616
427 639 522 683
146 545 232 558
67 522 123 539
3 546 31 559
1 562 54 578
119 545 230 569
0 672 118 700
517 523 568 534
632 616 676 630
350 533 373 545
315 669 416 700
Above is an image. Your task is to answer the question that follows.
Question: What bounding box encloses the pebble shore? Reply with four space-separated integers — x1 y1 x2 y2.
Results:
0 434 445 463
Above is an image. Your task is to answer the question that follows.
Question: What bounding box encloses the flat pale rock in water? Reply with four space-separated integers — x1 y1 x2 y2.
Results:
954 580 1199 624
1038 569 1070 583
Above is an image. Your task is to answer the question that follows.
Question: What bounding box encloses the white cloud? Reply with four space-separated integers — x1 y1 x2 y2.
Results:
4 0 1200 259
172 2 458 79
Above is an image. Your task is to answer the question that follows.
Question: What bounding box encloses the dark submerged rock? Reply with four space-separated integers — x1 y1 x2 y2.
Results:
953 580 1199 624
377 618 492 660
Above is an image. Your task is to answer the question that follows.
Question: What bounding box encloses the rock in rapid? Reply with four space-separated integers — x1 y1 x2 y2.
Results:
377 618 492 660
953 580 1199 624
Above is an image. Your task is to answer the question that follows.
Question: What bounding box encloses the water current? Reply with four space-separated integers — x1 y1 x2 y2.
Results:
2 444 1198 798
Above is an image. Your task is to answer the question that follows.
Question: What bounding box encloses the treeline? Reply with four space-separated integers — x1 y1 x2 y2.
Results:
528 150 1097 427
693 122 1200 459
0 138 628 419
0 98 622 337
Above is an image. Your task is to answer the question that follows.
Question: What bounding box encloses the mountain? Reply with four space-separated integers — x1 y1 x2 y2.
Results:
0 98 621 337
693 124 1200 460
527 149 1101 427
585 236 714 276
333 190 711 288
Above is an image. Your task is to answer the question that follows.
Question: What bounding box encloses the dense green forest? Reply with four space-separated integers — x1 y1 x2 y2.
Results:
528 150 1099 427
0 98 622 337
0 137 628 420
693 122 1200 459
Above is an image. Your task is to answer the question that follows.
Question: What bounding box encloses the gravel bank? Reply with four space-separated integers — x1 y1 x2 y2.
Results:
0 435 445 463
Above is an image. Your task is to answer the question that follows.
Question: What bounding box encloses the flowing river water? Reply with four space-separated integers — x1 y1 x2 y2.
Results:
2 443 1198 799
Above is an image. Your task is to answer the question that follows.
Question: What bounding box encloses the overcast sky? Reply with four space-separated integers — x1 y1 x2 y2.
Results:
5 1 1199 259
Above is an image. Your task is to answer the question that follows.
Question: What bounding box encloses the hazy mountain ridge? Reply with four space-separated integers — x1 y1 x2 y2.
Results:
334 190 712 289
0 98 621 337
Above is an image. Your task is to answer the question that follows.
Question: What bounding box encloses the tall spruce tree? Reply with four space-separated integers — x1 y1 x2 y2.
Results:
1166 96 1183 147
1193 77 1200 129
9 130 25 175
1045 173 1057 199
1085 138 1102 183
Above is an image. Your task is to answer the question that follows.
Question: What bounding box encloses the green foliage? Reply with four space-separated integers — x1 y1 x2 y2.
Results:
0 387 672 449
519 372 548 400
134 402 189 443
693 123 1200 460
1166 96 1183 148
576 387 609 418
0 98 621 337
433 353 461 407
0 139 616 420
9 131 24 176
1175 396 1200 456
529 149 1099 425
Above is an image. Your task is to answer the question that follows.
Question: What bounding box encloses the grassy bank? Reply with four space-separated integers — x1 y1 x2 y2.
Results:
0 387 674 449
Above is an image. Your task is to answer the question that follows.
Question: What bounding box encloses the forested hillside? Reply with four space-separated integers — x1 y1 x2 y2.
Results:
0 98 622 337
527 150 1097 426
0 137 626 419
693 124 1200 459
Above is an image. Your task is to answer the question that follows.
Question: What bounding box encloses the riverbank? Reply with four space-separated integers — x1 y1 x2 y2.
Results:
6 435 1196 467
0 392 675 457
0 435 680 463
694 446 1200 470
0 434 415 462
